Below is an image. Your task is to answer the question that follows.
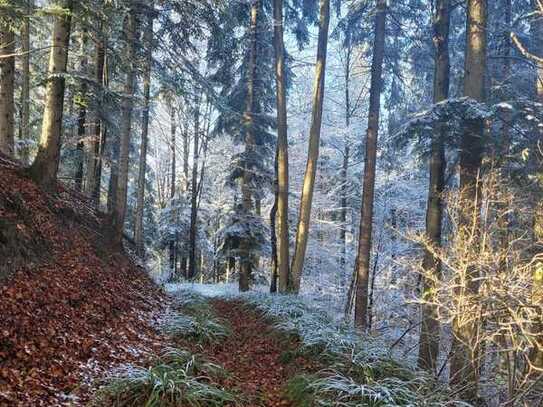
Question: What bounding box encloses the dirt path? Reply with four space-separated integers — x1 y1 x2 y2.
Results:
206 299 310 407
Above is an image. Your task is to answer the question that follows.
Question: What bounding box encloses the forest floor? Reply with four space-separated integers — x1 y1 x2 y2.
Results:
202 299 316 406
0 154 317 406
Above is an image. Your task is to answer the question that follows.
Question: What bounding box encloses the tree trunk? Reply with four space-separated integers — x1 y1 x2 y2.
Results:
449 0 487 401
239 0 260 292
0 21 15 157
418 0 450 373
353 0 387 330
134 6 154 257
86 32 106 205
110 10 137 248
29 0 73 189
74 30 88 191
169 103 177 276
19 0 33 163
270 148 279 293
341 45 352 269
107 130 119 212
188 92 201 279
528 0 543 373
290 0 330 293
272 0 290 293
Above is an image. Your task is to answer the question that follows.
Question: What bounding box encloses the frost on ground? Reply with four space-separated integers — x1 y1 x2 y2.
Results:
167 284 469 406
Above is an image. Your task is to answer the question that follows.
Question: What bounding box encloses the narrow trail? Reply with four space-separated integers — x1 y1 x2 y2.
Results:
206 299 311 407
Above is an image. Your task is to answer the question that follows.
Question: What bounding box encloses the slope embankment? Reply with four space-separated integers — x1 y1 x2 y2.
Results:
0 155 168 406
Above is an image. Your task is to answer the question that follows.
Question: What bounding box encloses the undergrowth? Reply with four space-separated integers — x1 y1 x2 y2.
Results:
93 348 234 407
238 292 470 406
161 289 231 345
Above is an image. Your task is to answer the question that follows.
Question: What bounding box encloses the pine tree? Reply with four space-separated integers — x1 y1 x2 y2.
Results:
109 8 138 247
450 0 488 400
0 16 15 157
418 0 450 373
353 0 387 329
29 0 74 189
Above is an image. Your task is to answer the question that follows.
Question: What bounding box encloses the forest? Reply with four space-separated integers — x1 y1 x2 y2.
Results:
0 0 542 405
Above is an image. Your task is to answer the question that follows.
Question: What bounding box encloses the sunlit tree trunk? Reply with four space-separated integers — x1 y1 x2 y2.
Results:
239 0 259 292
29 0 73 189
272 0 290 293
110 10 137 248
290 0 330 293
353 0 387 329
19 0 33 163
450 0 487 400
529 0 543 372
134 6 154 257
418 0 450 373
74 30 88 191
0 21 15 157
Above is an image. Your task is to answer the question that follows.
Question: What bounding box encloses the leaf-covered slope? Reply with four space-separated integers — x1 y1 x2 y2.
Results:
0 160 168 406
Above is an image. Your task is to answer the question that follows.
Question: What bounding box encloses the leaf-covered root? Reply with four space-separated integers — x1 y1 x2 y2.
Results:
161 312 231 345
93 348 235 407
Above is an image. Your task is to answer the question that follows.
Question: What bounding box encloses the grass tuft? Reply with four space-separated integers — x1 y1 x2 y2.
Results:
161 312 231 345
93 349 234 407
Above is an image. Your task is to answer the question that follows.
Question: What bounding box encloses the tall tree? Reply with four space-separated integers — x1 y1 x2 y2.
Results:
85 22 106 205
110 9 137 247
188 90 201 279
74 29 88 191
0 17 15 156
353 0 387 329
19 0 33 163
238 0 260 292
418 0 450 373
169 102 177 275
29 0 74 189
290 0 331 292
272 0 290 293
449 0 487 400
134 5 154 257
341 42 352 269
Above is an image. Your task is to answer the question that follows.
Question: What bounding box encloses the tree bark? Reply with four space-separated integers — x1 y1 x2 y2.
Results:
0 21 15 157
134 6 154 257
86 31 106 205
29 0 73 189
353 0 387 330
450 0 487 401
528 0 543 373
270 148 279 293
272 0 290 293
74 30 88 191
418 0 450 373
341 45 352 269
110 10 137 248
19 0 33 163
188 91 201 279
290 0 330 293
169 103 177 276
239 0 260 292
